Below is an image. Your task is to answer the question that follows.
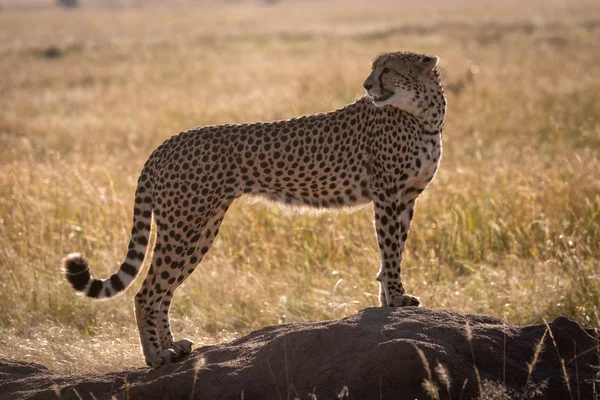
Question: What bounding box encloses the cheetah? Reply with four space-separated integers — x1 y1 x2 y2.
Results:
62 51 446 368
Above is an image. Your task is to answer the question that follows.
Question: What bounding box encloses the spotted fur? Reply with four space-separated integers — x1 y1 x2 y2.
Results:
62 51 446 368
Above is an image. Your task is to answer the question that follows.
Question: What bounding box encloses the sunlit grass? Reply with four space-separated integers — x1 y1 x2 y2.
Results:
0 0 599 373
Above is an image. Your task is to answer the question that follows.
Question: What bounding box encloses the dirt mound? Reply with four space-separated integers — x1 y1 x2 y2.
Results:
1 307 597 399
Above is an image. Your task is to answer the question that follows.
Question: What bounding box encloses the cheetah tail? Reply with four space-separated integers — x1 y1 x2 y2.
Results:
61 185 152 300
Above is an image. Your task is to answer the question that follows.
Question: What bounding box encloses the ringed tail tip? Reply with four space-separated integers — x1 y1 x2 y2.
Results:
62 252 91 292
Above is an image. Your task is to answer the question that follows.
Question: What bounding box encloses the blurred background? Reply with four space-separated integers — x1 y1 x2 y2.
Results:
0 0 599 373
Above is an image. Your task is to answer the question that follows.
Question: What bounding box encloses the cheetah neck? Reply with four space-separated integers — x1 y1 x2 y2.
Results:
362 89 446 135
413 85 447 135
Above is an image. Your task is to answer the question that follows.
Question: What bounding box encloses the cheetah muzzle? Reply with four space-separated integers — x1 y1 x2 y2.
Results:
372 89 395 103
61 51 446 368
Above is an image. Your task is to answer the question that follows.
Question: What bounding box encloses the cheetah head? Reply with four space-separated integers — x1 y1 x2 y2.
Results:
363 52 440 113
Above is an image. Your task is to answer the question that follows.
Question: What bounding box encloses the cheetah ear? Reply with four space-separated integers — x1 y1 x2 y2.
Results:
420 55 439 72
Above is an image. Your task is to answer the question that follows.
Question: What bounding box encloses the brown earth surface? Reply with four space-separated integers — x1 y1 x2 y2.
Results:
1 307 598 400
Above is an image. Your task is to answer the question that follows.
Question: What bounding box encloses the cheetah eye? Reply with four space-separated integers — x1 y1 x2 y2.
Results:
382 67 391 73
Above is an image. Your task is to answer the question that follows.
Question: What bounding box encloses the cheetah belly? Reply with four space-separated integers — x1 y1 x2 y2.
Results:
251 166 373 209
257 185 372 209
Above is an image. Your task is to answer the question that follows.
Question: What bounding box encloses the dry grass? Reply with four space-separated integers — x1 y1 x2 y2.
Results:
0 0 599 374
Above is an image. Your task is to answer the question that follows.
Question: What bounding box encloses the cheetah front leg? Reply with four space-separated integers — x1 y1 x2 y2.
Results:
373 196 420 307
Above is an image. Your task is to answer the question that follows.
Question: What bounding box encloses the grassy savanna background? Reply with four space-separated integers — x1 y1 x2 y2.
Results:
0 0 599 374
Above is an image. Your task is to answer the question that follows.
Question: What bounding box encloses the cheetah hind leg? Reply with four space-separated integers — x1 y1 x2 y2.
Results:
155 288 194 359
133 235 195 368
153 211 228 366
155 287 194 360
379 281 420 307
136 287 194 367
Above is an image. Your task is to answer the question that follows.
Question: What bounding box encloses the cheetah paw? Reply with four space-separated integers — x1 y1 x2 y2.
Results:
173 338 194 358
145 348 178 368
388 294 420 307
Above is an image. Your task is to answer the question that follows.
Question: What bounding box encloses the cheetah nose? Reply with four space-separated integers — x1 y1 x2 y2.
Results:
363 82 373 91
